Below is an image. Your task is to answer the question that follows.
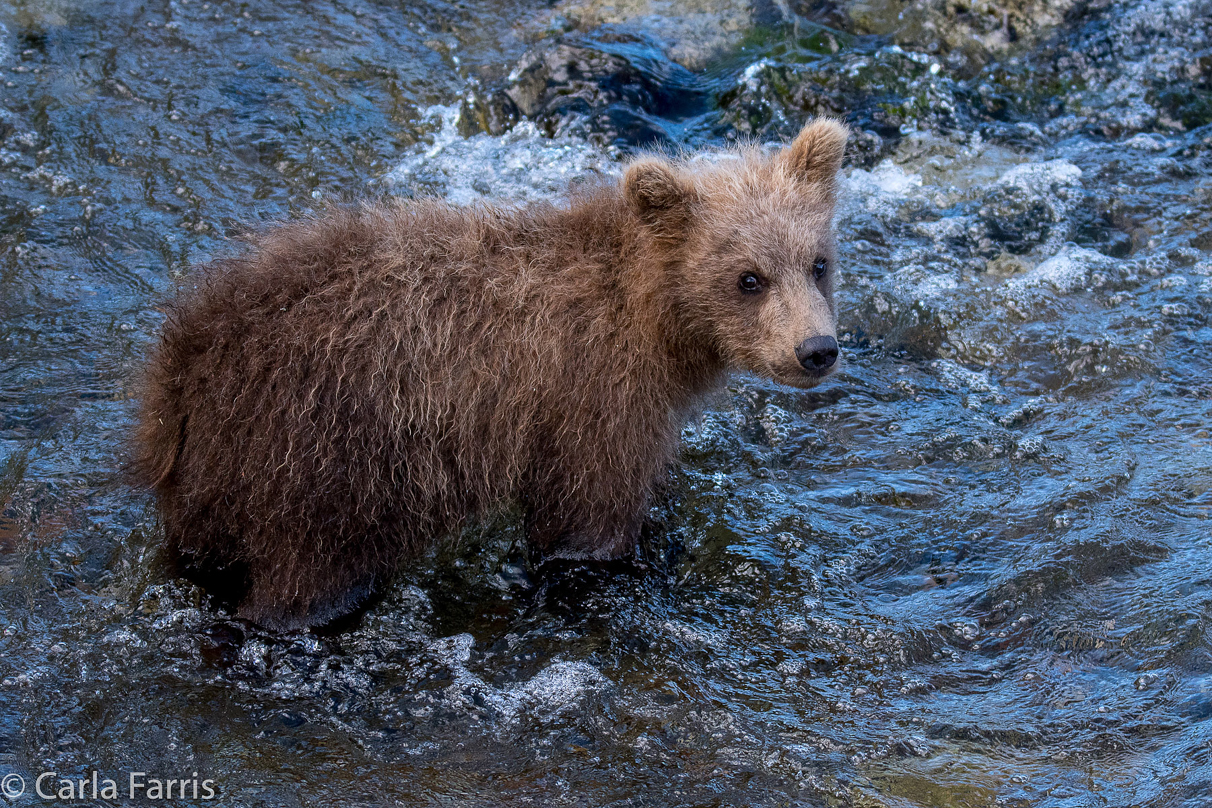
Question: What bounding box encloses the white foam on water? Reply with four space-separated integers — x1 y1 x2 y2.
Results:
432 632 607 725
758 400 794 445
381 104 620 206
842 160 924 218
911 274 959 301
995 159 1082 193
993 159 1085 255
498 661 607 721
739 58 772 85
1123 133 1170 151
1006 245 1115 295
934 359 995 393
851 160 924 197
661 619 727 649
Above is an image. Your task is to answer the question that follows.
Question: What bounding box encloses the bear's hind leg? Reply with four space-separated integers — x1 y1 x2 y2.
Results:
236 558 388 633
233 520 411 632
159 499 255 612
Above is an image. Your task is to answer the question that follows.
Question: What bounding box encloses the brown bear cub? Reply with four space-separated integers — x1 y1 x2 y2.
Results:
131 119 849 631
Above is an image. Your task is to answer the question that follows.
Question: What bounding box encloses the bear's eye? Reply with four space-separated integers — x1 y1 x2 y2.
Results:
812 257 829 280
738 272 765 294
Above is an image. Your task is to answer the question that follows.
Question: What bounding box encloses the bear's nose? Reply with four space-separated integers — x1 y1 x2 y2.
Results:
796 335 838 372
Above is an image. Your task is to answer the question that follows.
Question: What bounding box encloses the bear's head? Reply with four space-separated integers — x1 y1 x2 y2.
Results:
624 119 849 389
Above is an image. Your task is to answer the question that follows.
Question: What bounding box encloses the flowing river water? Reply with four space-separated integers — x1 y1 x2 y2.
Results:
1 0 1210 805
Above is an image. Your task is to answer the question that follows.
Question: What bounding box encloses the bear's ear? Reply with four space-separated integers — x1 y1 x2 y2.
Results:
781 118 849 191
624 158 695 237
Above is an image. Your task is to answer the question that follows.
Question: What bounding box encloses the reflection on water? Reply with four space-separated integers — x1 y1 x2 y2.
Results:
1 0 1210 805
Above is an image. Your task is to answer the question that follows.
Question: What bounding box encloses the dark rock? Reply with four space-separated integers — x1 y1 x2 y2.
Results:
978 188 1057 254
973 160 1082 256
458 89 520 138
502 35 708 149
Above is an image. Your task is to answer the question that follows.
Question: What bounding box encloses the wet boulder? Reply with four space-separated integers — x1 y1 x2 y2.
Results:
493 36 708 148
458 90 520 139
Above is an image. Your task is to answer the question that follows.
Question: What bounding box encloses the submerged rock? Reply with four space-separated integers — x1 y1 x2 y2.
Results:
840 0 1079 75
988 0 1212 136
716 0 1212 163
975 159 1083 255
716 45 965 163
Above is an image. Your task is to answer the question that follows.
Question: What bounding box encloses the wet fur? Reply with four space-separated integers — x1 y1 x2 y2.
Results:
131 120 849 631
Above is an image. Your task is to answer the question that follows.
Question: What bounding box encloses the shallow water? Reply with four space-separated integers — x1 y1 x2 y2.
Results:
1 0 1210 806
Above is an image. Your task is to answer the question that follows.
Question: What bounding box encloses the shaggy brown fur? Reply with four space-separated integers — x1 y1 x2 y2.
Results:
131 119 849 631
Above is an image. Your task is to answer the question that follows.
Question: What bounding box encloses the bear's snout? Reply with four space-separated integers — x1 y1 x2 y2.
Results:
796 335 838 373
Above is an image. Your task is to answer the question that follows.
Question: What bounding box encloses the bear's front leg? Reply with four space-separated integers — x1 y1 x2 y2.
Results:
523 473 650 562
